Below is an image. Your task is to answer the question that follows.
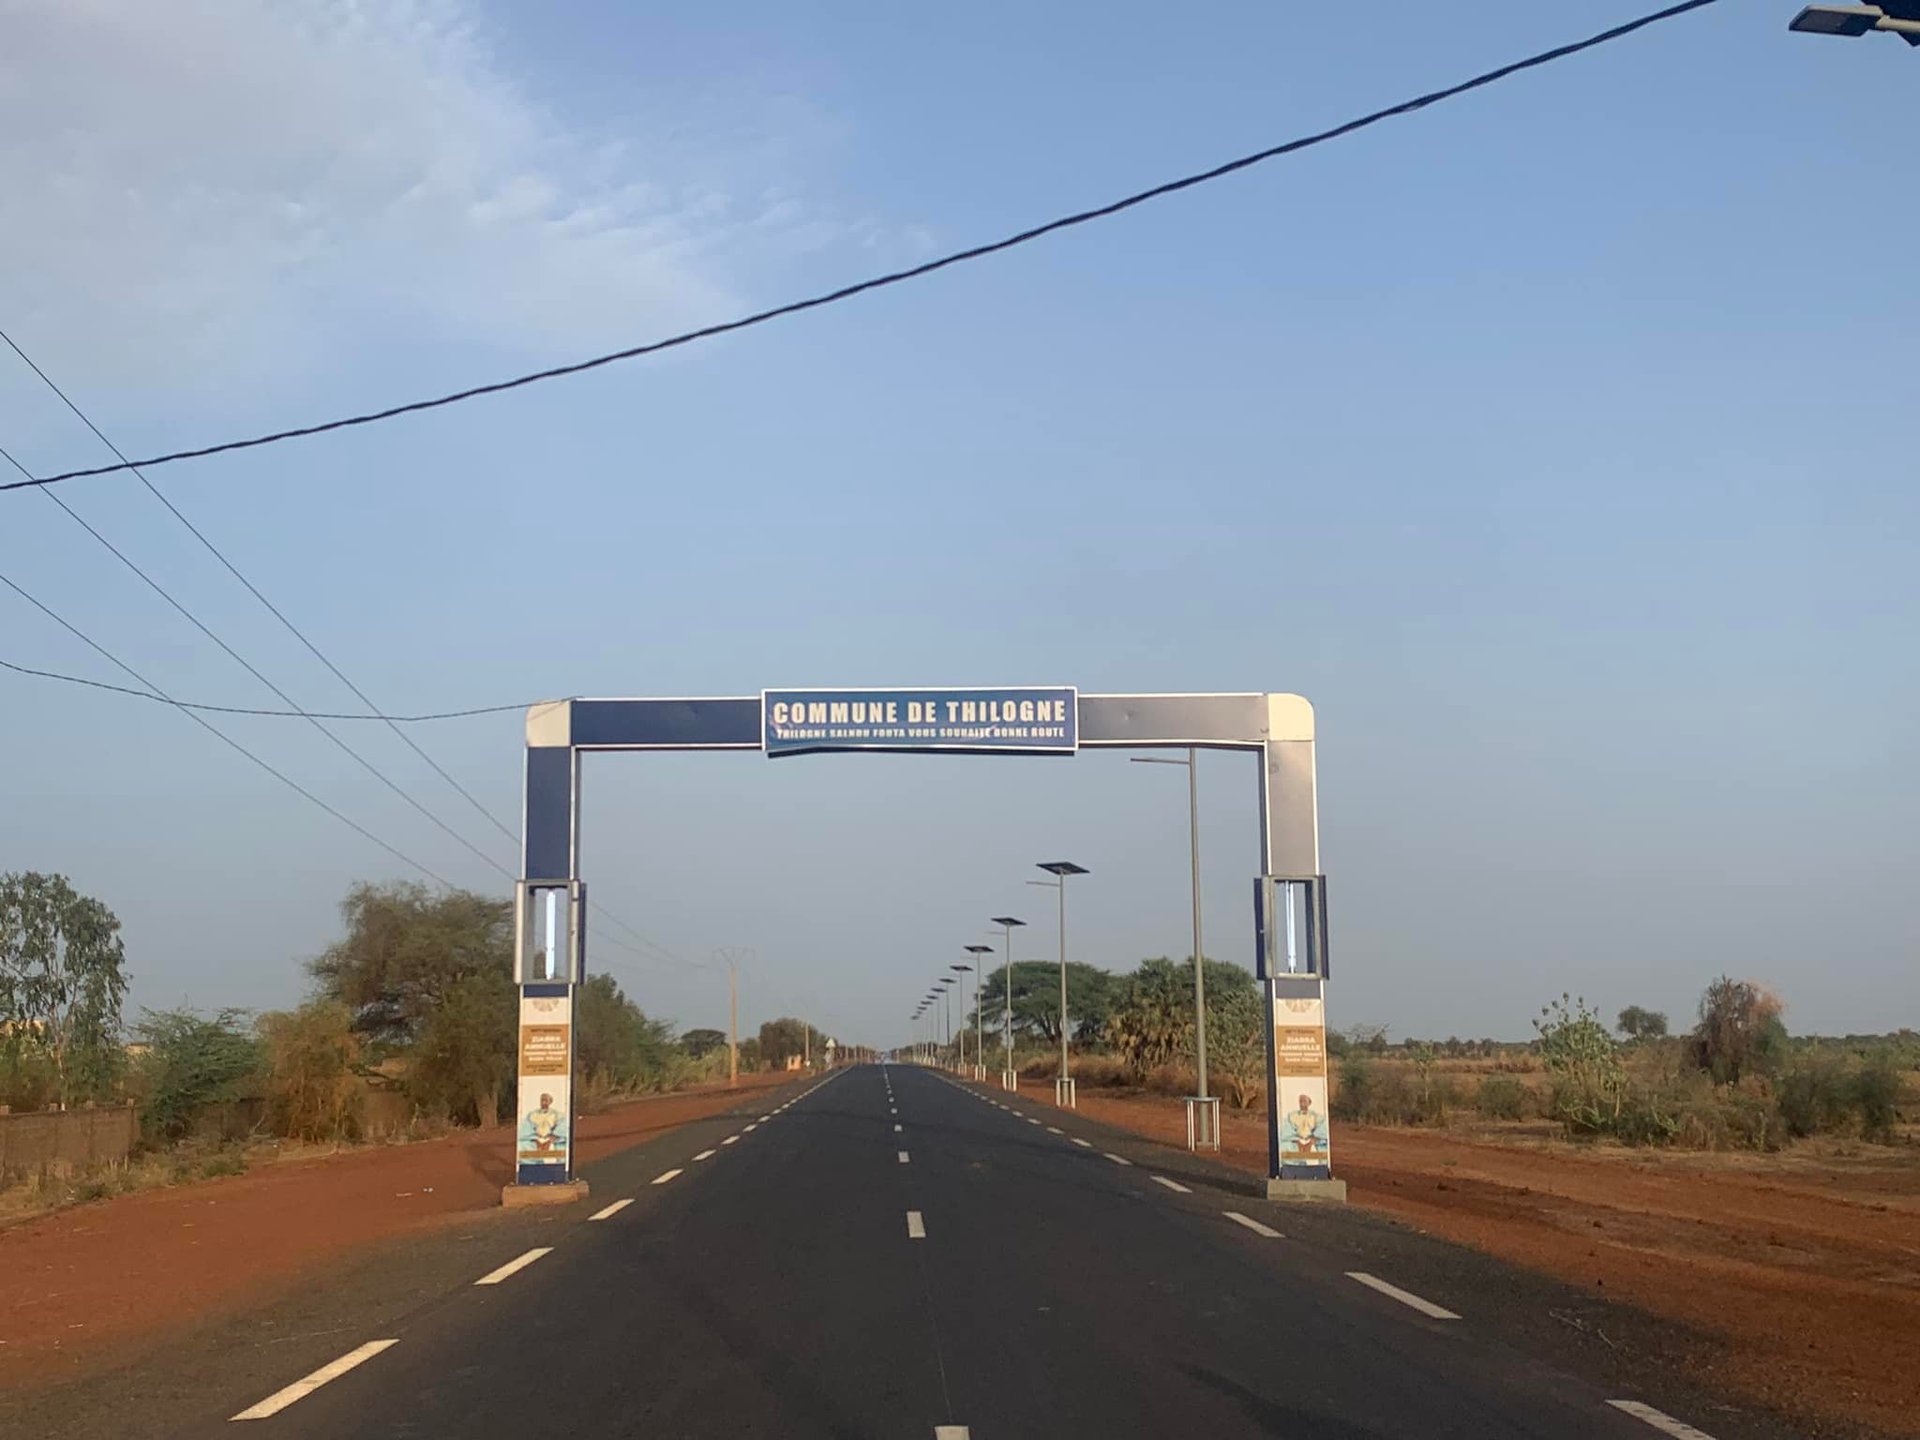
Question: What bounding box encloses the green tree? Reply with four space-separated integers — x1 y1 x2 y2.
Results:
132 1007 261 1143
1616 1005 1669 1042
407 970 515 1125
308 882 510 1044
0 871 130 1104
574 973 675 1089
976 961 1121 1045
680 1028 728 1060
1687 976 1787 1085
1104 957 1260 1089
759 1017 816 1068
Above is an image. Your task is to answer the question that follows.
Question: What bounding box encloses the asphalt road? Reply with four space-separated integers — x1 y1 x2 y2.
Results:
128 1061 1816 1440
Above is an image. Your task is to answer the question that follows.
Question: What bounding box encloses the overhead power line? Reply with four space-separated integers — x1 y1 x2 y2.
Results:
0 0 1722 496
2 441 517 884
0 567 456 888
0 327 522 848
0 655 539 719
2 334 682 963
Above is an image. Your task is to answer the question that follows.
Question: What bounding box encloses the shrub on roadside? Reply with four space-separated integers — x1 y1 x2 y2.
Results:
131 1008 262 1145
1848 1054 1904 1143
1475 1074 1532 1121
258 1001 363 1142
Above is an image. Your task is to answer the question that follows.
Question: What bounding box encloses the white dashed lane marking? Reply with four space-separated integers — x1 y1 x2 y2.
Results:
1346 1271 1457 1319
1150 1176 1191 1194
894 1123 903 1133
230 1339 399 1421
1607 1401 1718 1439
589 1198 634 1220
1045 1125 1062 1134
693 1149 717 1162
898 1151 911 1164
474 1247 553 1286
1071 1137 1092 1148
934 1428 970 1439
907 1210 927 1239
1102 1153 1133 1167
1225 1212 1283 1240
652 1168 683 1185
721 1135 739 1146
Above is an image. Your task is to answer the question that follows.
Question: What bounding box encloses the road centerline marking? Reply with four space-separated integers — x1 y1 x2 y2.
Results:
651 1168 683 1185
934 1428 970 1439
692 1149 717 1161
589 1198 634 1220
475 1247 553 1286
1606 1401 1719 1439
721 1135 739 1145
230 1339 399 1420
1151 1175 1192 1194
1102 1152 1133 1166
1224 1212 1283 1239
1346 1271 1457 1319
907 1210 927 1239
899 1151 910 1164
1045 1125 1062 1134
1071 1137 1092 1148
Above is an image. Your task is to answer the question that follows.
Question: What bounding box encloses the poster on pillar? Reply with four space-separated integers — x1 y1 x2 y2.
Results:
1273 991 1331 1174
516 993 573 1176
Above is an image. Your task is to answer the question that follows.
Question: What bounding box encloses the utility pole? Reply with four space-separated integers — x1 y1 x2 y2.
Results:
715 947 752 1089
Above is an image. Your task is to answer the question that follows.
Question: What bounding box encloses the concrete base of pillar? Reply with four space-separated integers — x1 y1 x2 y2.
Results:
1055 1076 1077 1108
1264 1177 1347 1204
1000 1070 1019 1091
501 1179 591 1208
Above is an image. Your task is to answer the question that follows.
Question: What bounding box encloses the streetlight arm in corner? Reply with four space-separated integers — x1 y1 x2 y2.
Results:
1790 4 1920 41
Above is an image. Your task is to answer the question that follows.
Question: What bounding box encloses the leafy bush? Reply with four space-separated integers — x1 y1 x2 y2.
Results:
1475 1074 1532 1120
1846 1054 1904 1143
406 971 514 1125
258 1001 363 1142
1776 1049 1853 1139
131 1008 262 1144
1534 994 1625 1134
1687 977 1787 1085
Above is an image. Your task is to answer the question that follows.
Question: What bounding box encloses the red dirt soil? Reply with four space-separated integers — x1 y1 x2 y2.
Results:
1041 1088 1920 1437
0 1072 788 1388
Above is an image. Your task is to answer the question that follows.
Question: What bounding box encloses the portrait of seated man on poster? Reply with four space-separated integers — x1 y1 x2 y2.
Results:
1279 1092 1329 1160
519 1092 565 1158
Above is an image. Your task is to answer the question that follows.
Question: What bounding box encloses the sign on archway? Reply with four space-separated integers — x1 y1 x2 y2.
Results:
509 689 1342 1205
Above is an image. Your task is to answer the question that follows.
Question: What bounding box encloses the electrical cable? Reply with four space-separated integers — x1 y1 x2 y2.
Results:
0 566 457 888
0 657 539 719
3 442 517 883
0 0 1723 496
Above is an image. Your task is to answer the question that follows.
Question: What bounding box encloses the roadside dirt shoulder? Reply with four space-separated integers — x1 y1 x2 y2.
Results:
0 1073 789 1388
1054 1087 1920 1438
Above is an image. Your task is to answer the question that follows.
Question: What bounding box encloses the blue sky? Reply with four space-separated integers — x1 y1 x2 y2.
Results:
1 0 1914 1047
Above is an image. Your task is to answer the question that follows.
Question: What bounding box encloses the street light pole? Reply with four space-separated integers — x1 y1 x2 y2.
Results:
1128 748 1205 1121
1031 862 1089 1108
964 946 993 1080
950 962 975 1073
989 916 1026 1089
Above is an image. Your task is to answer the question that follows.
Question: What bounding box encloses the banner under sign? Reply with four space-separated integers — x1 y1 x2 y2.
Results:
515 992 572 1177
763 687 1077 756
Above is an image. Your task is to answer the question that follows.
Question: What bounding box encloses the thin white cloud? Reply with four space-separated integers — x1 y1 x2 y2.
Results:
0 0 841 400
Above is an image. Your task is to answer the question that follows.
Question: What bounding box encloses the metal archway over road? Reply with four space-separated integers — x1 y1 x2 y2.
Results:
508 688 1341 1205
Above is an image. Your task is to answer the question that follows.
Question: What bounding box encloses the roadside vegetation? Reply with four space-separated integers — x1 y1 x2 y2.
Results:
969 950 1912 1156
1 871 820 1218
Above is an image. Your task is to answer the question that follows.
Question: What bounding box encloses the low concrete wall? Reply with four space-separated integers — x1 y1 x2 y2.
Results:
0 1102 137 1179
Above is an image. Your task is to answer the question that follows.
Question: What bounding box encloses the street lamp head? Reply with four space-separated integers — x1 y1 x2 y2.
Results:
990 916 1026 928
1037 861 1088 877
1790 3 1920 38
1790 3 1883 32
950 963 973 973
963 944 994 956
